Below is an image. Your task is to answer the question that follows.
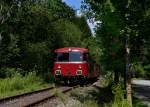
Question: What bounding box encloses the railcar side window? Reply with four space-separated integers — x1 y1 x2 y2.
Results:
83 53 88 61
57 53 69 62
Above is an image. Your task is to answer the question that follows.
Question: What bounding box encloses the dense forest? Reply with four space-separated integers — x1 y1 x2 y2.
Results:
0 0 101 79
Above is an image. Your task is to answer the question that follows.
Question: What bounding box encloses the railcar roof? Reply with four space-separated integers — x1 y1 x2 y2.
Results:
54 47 89 53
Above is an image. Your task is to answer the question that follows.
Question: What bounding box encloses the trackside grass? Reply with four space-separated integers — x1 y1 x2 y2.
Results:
72 100 99 107
0 72 52 98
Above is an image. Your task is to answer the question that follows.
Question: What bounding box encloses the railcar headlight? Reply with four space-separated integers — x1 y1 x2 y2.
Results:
55 70 61 75
58 65 61 69
78 65 82 69
76 70 82 75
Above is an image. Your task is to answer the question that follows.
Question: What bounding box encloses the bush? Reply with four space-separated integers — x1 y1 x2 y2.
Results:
0 68 18 78
42 71 55 83
104 83 130 107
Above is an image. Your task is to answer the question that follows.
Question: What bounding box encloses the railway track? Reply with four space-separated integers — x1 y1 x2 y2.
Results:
0 86 74 107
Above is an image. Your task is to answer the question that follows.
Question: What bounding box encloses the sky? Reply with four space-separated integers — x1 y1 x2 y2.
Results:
63 0 82 10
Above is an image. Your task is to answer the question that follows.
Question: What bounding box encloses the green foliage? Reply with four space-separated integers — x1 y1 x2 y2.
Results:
73 100 99 107
42 72 55 83
0 0 93 79
72 89 147 107
0 68 18 78
71 17 92 39
131 62 150 79
81 37 103 65
71 79 131 107
111 83 125 102
144 64 150 79
0 72 50 97
133 97 148 107
83 0 150 80
105 83 130 107
104 100 130 107
132 62 145 77
101 72 114 86
53 20 82 47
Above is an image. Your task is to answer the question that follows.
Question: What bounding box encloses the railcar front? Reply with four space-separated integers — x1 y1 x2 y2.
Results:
53 48 89 84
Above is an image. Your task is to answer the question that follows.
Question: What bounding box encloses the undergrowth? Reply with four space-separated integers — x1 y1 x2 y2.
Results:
72 83 131 107
0 72 52 98
104 83 130 107
133 97 148 107
71 75 147 107
72 100 99 107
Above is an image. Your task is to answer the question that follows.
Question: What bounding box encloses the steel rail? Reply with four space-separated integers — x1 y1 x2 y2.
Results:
0 86 76 107
23 87 73 107
0 87 54 103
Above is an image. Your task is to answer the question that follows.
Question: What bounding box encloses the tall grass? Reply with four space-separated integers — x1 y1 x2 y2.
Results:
0 72 51 98
104 83 131 107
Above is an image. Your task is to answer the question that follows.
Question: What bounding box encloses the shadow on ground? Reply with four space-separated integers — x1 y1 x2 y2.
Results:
71 84 113 107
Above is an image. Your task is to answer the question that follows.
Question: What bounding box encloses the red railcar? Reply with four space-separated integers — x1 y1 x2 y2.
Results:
53 47 99 84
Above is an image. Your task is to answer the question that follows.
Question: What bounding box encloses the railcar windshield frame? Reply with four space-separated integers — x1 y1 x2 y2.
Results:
55 52 88 62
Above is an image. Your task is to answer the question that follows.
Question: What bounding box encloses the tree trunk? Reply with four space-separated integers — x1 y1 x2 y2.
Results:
125 33 132 107
126 74 132 107
114 68 119 83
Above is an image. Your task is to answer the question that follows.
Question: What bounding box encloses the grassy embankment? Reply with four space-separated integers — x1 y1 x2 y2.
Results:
0 68 53 98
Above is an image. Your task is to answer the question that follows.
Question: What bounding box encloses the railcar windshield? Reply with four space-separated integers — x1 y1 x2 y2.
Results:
55 52 88 62
69 52 82 61
57 53 69 62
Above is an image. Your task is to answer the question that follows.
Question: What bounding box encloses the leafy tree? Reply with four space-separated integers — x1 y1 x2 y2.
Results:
0 0 92 79
83 0 150 105
83 0 150 81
